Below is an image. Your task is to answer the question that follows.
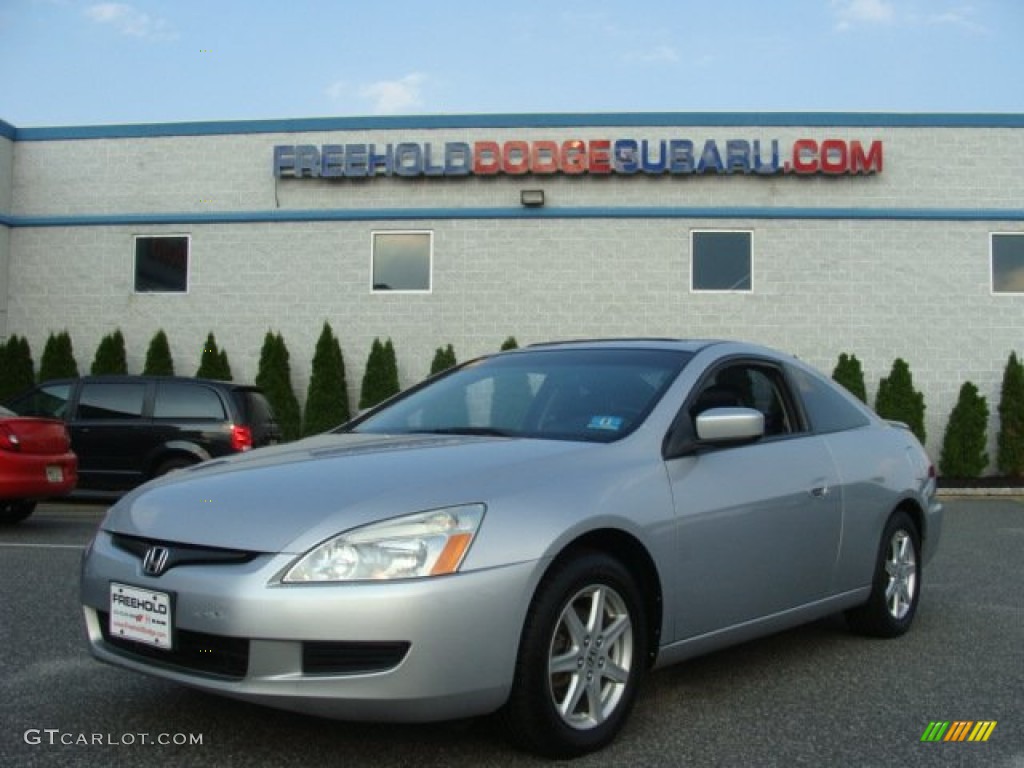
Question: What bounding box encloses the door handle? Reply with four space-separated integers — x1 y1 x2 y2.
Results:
809 485 830 498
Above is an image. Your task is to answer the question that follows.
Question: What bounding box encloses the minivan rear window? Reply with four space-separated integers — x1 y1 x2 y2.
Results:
154 382 226 420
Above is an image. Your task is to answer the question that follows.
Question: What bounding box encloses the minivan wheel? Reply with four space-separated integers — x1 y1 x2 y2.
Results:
503 550 646 758
0 500 37 524
846 509 921 638
153 457 196 478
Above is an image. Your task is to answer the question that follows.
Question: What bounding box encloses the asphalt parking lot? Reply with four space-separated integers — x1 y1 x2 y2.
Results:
1 498 1021 767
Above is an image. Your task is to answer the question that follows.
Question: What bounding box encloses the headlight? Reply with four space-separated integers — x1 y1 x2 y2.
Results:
282 504 485 583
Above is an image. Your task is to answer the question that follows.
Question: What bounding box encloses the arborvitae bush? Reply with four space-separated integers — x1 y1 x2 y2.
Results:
38 331 79 382
256 331 301 441
875 358 926 444
939 382 989 478
359 338 401 410
143 330 175 376
996 351 1024 478
196 332 233 380
90 329 128 375
500 336 519 351
303 322 350 435
0 336 36 401
430 344 457 376
832 352 867 403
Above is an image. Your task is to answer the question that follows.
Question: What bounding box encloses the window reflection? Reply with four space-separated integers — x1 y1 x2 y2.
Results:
372 232 432 292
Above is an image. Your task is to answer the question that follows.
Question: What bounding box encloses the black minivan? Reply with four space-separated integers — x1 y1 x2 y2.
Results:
4 376 280 493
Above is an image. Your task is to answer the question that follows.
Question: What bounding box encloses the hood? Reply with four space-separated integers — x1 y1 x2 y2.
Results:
102 432 595 553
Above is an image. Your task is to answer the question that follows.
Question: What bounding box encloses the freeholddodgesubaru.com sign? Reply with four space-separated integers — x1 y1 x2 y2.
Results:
273 137 882 179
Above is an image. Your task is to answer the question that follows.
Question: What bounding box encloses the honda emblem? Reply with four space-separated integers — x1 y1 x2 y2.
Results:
142 546 171 577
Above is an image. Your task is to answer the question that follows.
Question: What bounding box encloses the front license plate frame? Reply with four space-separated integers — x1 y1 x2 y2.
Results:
45 465 63 483
109 582 173 650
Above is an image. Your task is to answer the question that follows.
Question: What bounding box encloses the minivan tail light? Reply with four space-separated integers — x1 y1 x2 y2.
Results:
231 425 253 452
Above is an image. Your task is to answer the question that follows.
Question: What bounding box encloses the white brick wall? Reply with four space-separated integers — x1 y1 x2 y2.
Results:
5 118 1024 467
0 134 12 339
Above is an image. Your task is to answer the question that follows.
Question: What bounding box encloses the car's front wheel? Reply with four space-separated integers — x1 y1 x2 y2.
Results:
846 509 921 637
503 550 647 758
0 500 37 525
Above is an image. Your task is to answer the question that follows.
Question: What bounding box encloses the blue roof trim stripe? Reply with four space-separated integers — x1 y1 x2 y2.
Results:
2 207 1023 228
0 120 15 140
6 112 1024 140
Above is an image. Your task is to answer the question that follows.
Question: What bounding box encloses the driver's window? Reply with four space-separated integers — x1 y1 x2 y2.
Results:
691 363 798 438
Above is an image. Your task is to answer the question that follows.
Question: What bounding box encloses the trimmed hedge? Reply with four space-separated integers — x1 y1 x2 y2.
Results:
256 331 301 441
303 322 350 435
360 338 400 410
996 352 1024 478
196 332 232 380
832 352 867 403
939 381 989 478
430 344 457 376
143 330 175 376
91 329 128 375
38 331 79 382
0 336 35 401
876 358 926 444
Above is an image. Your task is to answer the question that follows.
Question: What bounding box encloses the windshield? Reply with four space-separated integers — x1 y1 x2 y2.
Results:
351 348 691 443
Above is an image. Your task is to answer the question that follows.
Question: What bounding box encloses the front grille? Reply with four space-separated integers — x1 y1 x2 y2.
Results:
98 610 249 679
111 533 259 576
302 641 411 676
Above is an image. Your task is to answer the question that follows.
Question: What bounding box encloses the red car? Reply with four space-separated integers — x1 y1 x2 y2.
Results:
0 406 77 524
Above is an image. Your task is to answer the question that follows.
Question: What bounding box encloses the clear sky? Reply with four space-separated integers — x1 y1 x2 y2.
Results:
1 0 1021 127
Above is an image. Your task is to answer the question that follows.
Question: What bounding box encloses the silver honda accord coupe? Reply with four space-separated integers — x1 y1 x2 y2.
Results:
81 339 942 757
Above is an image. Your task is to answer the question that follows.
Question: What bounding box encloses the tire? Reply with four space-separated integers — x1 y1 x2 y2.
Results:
502 550 647 758
0 500 37 525
846 509 921 638
153 457 196 478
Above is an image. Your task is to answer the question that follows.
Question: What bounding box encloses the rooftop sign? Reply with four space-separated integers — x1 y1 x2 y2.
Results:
273 137 882 179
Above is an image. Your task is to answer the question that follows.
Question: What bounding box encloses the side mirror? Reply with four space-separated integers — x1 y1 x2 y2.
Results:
695 407 765 443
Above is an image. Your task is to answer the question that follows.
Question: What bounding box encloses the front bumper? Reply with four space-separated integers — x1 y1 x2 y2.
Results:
81 529 536 721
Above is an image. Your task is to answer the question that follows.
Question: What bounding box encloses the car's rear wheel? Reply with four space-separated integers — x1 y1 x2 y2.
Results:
846 509 921 637
503 550 646 758
0 500 37 524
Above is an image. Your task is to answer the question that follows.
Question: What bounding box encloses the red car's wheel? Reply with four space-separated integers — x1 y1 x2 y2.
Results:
0 500 37 524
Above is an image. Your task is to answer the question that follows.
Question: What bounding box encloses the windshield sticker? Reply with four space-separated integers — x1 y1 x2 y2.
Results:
588 416 624 432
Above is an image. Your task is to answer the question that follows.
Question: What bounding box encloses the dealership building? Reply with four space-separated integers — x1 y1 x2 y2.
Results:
0 112 1022 460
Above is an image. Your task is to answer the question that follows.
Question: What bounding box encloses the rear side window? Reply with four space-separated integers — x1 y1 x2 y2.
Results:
236 390 275 426
788 365 871 434
77 383 147 420
154 382 226 420
6 383 72 418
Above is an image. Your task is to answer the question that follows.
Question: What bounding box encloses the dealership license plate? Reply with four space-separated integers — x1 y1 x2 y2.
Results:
45 465 63 483
109 583 173 650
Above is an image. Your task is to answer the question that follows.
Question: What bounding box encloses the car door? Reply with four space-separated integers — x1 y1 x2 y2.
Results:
664 359 843 641
71 379 152 490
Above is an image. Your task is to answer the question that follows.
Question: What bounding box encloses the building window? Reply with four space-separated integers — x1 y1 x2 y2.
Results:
135 235 189 293
691 231 752 292
372 231 432 293
992 233 1024 294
